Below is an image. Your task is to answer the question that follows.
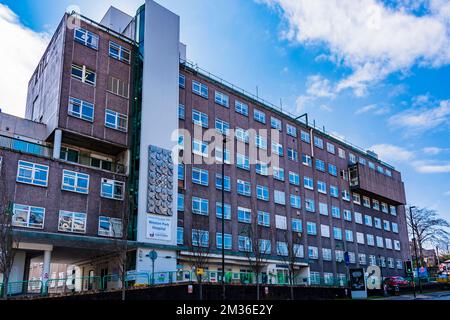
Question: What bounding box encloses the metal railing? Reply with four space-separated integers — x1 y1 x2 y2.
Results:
180 58 396 171
0 134 126 174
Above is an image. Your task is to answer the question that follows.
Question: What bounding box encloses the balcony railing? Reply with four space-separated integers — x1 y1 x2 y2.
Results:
0 134 126 174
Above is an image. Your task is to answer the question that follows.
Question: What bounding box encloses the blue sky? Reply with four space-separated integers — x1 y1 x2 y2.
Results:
1 0 449 227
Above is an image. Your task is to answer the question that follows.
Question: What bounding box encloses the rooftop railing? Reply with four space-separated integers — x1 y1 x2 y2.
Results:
180 59 396 171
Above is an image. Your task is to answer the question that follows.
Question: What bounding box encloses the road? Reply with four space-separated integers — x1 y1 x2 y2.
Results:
377 291 450 300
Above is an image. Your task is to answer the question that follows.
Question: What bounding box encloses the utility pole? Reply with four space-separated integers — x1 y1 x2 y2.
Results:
409 206 422 293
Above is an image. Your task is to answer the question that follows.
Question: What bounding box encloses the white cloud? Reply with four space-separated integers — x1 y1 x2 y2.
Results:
0 4 49 117
369 144 415 163
306 75 335 99
355 103 391 115
412 161 450 173
355 104 377 115
388 99 450 134
423 147 449 155
260 0 450 96
319 104 333 112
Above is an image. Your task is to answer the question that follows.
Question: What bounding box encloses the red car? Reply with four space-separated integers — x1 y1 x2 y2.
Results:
384 276 410 288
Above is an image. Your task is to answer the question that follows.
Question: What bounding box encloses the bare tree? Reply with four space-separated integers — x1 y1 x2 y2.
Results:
0 158 19 300
407 206 450 267
278 232 303 300
239 222 271 300
187 216 210 300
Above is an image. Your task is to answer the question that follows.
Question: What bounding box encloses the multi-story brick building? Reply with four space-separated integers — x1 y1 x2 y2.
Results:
1 0 409 294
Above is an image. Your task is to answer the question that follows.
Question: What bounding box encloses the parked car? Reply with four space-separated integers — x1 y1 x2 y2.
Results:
384 276 410 288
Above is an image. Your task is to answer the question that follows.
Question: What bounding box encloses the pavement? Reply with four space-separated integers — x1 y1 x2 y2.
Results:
376 291 450 300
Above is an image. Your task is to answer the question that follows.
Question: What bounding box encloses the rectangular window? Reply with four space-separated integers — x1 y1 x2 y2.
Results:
192 229 209 247
383 220 391 231
376 236 384 248
105 109 128 132
192 81 208 98
343 209 352 221
216 233 233 250
258 211 270 227
286 124 297 137
271 141 283 156
381 202 389 213
60 147 79 163
215 118 230 135
215 148 231 164
235 100 248 116
392 223 399 233
345 230 353 242
74 28 99 49
215 174 231 192
256 185 269 201
238 236 252 252
177 227 184 245
317 181 327 194
192 197 209 215
109 42 131 63
273 167 285 181
256 162 269 176
58 210 87 234
255 135 268 150
307 222 317 235
192 167 209 186
259 239 272 254
16 161 49 187
237 207 252 223
369 162 376 170
68 97 94 122
71 64 96 86
355 212 363 224
277 242 288 256
271 117 282 131
216 233 232 250
302 154 312 167
314 136 324 149
101 178 125 200
338 148 346 159
328 164 337 176
235 128 249 143
321 225 330 238
237 179 251 197
289 172 300 185
333 227 342 240
374 217 382 229
215 91 229 107
342 190 351 201
290 195 301 209
98 216 123 238
179 74 186 88
322 248 332 261
292 219 302 232
331 206 340 219
372 199 380 211
237 154 250 171
305 199 315 212
287 148 298 162
107 77 129 98
62 170 89 194
178 194 184 212
12 204 45 229
357 232 365 244
192 109 209 128
365 215 373 227
308 246 318 259
394 240 401 251
390 205 397 216
274 190 286 205
319 202 328 216
363 196 371 208
330 185 339 198
275 215 287 230
315 159 325 172
254 109 266 124
301 131 310 143
216 202 231 220
192 139 208 157
304 177 314 190
326 143 335 154
353 193 361 205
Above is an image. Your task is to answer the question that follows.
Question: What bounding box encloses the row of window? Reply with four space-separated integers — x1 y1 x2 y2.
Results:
178 77 393 177
16 160 125 200
74 27 131 63
67 96 128 131
180 228 402 268
12 203 122 237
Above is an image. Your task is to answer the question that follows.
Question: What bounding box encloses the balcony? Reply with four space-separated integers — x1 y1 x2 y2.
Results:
349 163 406 205
0 134 126 175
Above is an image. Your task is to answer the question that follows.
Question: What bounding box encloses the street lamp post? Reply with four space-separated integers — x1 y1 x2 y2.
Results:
221 136 227 300
409 206 422 294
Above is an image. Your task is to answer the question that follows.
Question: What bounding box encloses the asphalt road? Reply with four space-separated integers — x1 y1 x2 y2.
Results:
379 291 450 300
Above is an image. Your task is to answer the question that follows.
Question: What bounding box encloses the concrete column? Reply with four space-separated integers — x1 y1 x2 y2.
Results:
53 129 62 159
42 250 52 293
